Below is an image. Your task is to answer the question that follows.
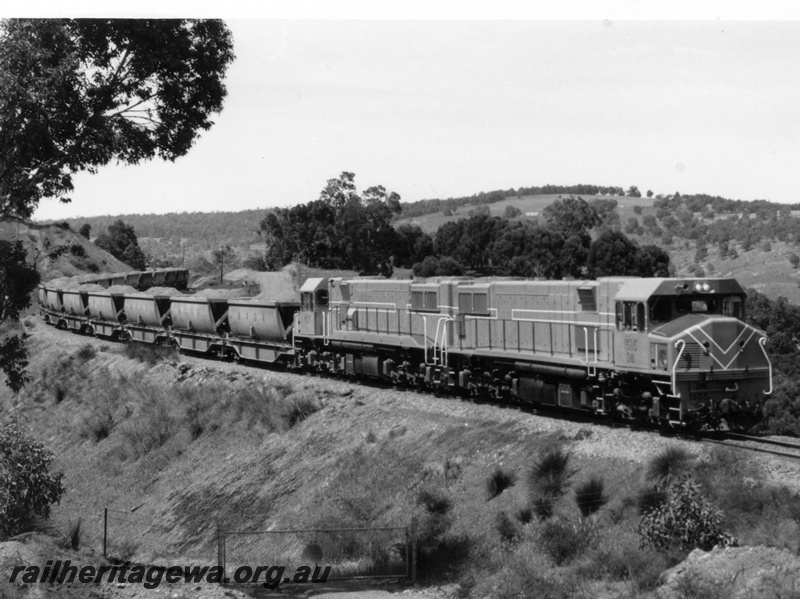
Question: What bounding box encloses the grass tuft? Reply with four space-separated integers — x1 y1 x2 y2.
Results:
123 342 177 365
418 488 453 516
515 507 533 524
59 519 82 551
75 344 96 361
486 467 517 501
574 476 608 517
646 446 691 484
495 511 519 544
529 446 576 500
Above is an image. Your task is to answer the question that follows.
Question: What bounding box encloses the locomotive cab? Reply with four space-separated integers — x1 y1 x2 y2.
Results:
614 278 770 429
297 277 330 337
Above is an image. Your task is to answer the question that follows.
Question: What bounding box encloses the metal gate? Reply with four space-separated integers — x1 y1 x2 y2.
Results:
217 523 416 583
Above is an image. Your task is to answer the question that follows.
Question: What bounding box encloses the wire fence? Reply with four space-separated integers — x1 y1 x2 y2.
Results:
218 524 415 582
103 508 416 583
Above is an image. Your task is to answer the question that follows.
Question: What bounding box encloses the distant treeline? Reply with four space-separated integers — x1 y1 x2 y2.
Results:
400 184 629 219
641 195 800 252
45 210 265 248
259 181 670 280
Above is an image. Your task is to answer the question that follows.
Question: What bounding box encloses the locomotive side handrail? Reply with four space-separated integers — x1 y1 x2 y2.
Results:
758 336 773 395
671 339 686 399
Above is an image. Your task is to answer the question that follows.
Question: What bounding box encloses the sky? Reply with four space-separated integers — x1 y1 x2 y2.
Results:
14 2 800 220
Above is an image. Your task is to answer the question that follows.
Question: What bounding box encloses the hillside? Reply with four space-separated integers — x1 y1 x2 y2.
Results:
38 189 800 304
2 317 800 598
0 220 132 281
396 193 800 304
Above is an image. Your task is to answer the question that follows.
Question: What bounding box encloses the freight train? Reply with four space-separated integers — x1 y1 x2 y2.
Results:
38 269 772 432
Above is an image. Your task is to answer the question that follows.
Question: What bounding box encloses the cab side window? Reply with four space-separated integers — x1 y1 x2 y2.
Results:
649 297 672 323
616 301 646 331
722 296 743 318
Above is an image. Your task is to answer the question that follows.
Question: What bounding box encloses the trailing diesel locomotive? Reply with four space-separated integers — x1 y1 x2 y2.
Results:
38 270 772 431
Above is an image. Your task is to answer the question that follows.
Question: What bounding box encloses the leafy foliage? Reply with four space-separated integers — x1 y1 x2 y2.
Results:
638 476 734 552
0 240 40 391
260 172 402 276
543 195 599 246
411 196 670 279
0 19 234 219
0 423 66 538
94 219 147 269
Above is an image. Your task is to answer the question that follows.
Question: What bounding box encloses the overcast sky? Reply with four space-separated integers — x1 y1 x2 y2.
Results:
19 3 800 220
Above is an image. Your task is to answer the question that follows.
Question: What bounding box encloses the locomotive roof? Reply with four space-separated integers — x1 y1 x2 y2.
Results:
614 277 745 302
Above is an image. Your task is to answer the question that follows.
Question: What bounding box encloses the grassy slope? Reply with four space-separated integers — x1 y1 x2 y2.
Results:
4 320 800 598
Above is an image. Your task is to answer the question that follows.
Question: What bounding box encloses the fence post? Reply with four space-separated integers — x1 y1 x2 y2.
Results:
410 517 417 584
216 520 225 582
103 508 108 559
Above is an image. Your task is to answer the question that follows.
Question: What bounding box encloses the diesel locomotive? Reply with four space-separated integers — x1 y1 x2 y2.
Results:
38 270 772 431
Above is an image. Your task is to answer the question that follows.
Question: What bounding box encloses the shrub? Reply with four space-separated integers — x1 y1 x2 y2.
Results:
76 343 96 361
485 548 572 599
495 511 519 544
538 518 596 565
574 476 608 517
638 476 734 552
646 446 691 484
69 243 86 257
282 389 322 427
418 488 452 516
0 423 66 539
580 529 670 591
637 484 668 515
81 385 122 442
515 506 533 524
119 384 178 458
529 446 576 500
532 497 555 521
486 466 517 501
123 342 176 365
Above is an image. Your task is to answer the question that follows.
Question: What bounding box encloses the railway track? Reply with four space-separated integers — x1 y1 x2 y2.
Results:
697 432 800 461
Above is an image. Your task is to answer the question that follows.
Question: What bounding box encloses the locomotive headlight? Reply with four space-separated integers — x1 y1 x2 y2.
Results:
702 282 711 292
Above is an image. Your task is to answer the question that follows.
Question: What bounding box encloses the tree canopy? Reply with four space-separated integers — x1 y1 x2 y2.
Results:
94 219 147 270
0 18 234 391
0 19 235 219
260 172 402 276
0 422 66 538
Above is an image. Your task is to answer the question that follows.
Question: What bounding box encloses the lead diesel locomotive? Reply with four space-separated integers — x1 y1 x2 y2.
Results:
39 273 772 431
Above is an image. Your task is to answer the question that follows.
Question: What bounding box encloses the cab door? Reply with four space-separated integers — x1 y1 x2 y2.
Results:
613 301 650 369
